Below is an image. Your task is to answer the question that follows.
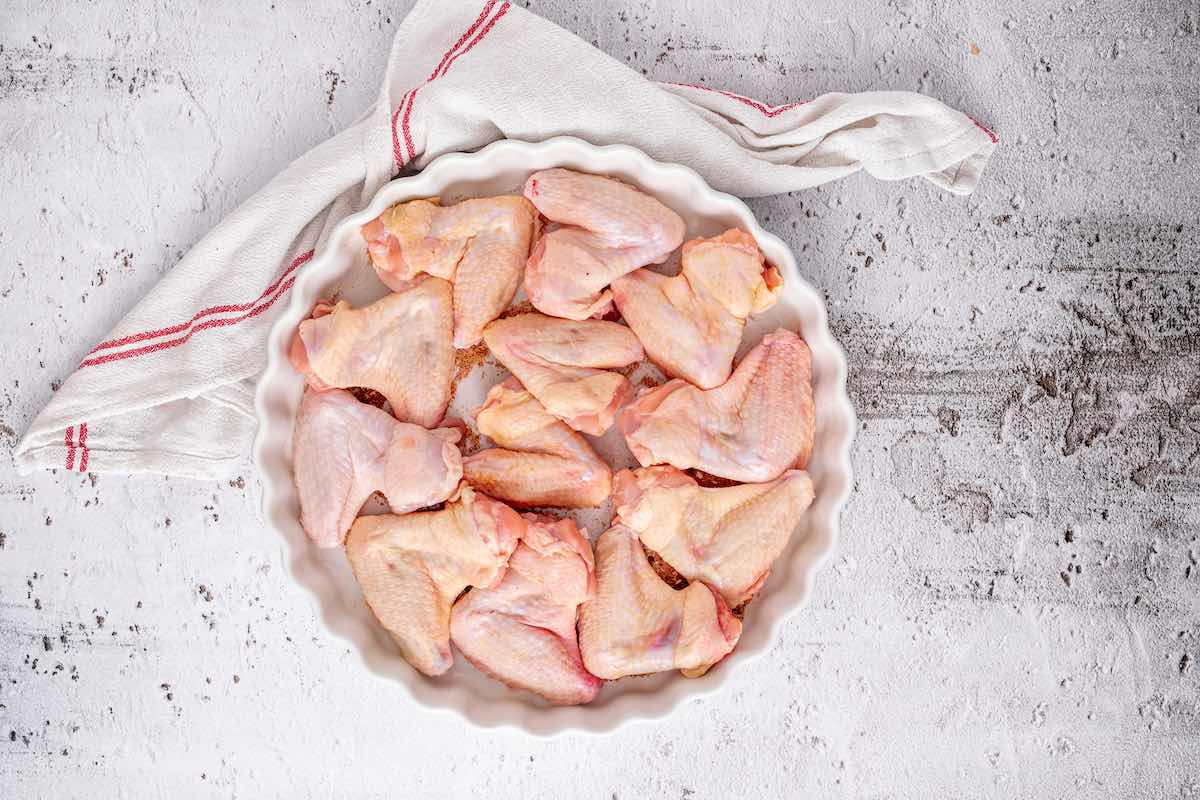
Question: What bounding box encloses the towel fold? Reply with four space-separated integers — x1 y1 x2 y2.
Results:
15 0 995 479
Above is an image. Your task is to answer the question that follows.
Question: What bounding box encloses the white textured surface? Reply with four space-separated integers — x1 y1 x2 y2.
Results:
2 0 1198 797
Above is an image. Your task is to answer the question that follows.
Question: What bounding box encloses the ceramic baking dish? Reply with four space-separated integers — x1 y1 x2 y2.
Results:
253 136 854 735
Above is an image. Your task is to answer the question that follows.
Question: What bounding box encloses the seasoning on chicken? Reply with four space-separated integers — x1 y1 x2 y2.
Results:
523 169 685 320
463 378 612 508
450 514 602 705
483 312 644 436
613 466 814 607
612 229 781 389
289 276 454 428
291 389 463 548
578 524 741 680
619 328 815 483
360 195 538 348
344 487 522 676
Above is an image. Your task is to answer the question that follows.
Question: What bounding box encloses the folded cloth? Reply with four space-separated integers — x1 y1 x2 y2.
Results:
15 0 996 479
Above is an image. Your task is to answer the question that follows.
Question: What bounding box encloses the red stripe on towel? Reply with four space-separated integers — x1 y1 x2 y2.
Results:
79 275 297 369
666 81 809 118
64 426 76 471
436 2 510 82
969 117 999 143
87 251 313 355
78 254 309 369
78 422 89 472
432 0 499 81
392 0 508 168
391 89 413 169
669 80 999 141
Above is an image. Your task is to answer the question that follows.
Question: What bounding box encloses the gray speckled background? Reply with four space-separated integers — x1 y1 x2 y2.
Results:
2 1 1198 796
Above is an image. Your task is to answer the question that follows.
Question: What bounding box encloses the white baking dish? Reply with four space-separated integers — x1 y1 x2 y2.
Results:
253 137 855 735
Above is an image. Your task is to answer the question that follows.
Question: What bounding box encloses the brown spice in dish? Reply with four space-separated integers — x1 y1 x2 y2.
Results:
459 426 481 456
453 342 489 386
644 540 751 618
689 469 740 489
368 491 445 514
642 543 688 590
498 300 535 319
522 506 569 519
449 342 493 412
613 362 638 378
348 387 387 408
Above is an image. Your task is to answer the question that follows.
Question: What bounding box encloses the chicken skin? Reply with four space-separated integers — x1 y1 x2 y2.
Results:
289 276 454 428
361 195 538 347
344 487 523 676
611 229 782 389
613 466 814 607
291 389 463 548
463 378 612 508
523 169 686 320
619 328 815 483
450 514 602 705
483 313 644 436
578 525 741 679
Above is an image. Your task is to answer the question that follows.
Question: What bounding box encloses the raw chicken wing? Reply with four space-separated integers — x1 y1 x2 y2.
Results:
613 466 814 607
483 312 644 436
344 487 522 676
289 276 453 427
450 514 602 705
361 195 538 347
463 378 612 508
292 389 463 548
619 328 814 482
612 229 782 388
523 169 685 320
578 525 741 679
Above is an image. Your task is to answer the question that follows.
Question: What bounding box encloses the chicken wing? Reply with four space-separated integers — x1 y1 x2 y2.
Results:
344 487 523 676
523 169 685 320
618 328 814 483
611 229 782 388
289 276 454 427
578 524 741 680
291 389 463 548
483 312 644 436
613 466 814 607
463 378 612 508
361 195 538 347
450 514 602 705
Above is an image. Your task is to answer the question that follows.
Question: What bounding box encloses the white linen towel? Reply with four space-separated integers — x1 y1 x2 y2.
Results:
15 0 996 479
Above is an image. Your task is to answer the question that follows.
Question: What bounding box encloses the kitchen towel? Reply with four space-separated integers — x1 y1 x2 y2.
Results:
15 0 996 479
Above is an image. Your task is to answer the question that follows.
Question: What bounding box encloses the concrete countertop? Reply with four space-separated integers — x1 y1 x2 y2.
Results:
1 1 1197 796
